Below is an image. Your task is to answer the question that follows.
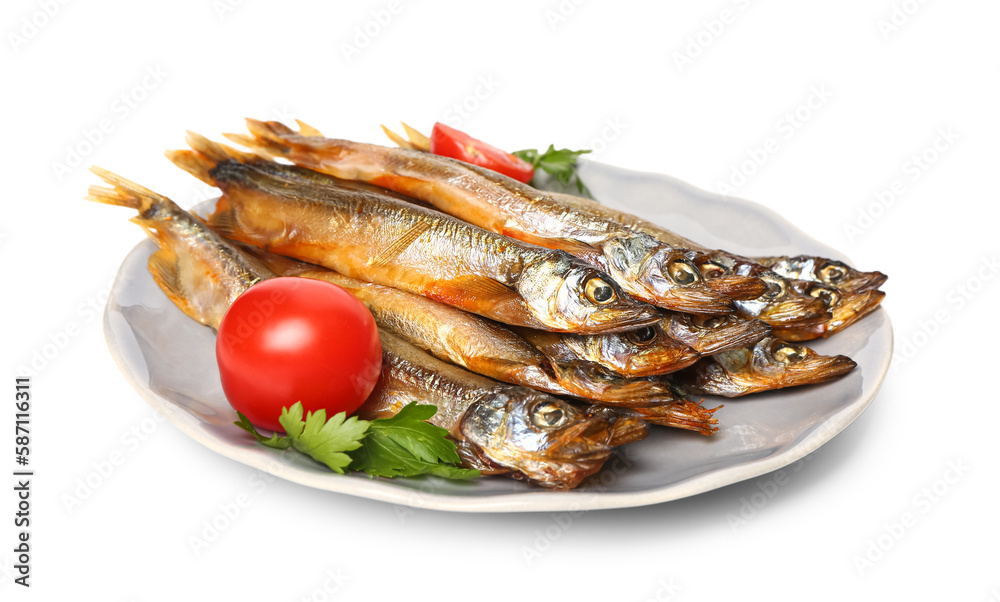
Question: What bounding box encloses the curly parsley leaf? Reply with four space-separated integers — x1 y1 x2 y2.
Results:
513 145 592 195
276 403 370 474
350 403 480 480
233 412 292 450
235 402 478 480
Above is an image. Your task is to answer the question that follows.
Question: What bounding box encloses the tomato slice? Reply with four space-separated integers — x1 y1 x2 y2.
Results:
429 122 535 183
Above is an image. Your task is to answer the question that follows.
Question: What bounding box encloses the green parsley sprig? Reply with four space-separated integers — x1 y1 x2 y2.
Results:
513 145 592 196
234 402 479 480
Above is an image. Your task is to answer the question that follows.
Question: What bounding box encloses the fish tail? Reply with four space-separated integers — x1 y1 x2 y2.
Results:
86 166 177 217
237 118 300 158
295 119 324 137
246 118 298 141
166 131 262 185
185 131 256 163
86 167 196 318
164 149 215 185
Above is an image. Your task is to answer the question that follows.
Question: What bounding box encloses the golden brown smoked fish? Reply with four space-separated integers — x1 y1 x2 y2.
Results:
230 120 743 315
548 192 884 336
753 255 888 294
86 169 646 489
361 330 649 489
543 191 834 330
769 281 886 341
245 249 717 434
672 336 856 397
85 167 274 329
167 137 659 334
517 313 770 378
380 123 767 302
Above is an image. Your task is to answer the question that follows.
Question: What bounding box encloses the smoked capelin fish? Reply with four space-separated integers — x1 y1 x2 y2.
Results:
517 313 770 378
383 121 886 342
380 123 770 303
85 170 644 489
85 167 274 330
539 191 884 340
754 255 888 294
230 119 745 315
769 281 886 342
542 191 834 329
673 336 857 398
247 249 666 402
360 330 648 489
167 135 660 334
242 248 718 434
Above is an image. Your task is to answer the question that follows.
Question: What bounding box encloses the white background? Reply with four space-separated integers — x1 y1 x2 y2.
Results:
3 0 999 600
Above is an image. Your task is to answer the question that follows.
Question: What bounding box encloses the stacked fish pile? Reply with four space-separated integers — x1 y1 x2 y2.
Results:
89 119 886 489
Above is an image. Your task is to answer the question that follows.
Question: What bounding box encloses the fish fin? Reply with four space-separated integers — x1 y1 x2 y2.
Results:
295 119 324 137
86 167 176 217
451 438 513 475
401 122 431 152
245 118 297 144
147 247 188 312
443 275 517 300
205 196 238 238
167 132 261 185
229 127 290 159
223 132 259 149
368 221 432 267
503 227 602 262
164 150 216 186
381 124 416 150
238 243 311 276
221 132 283 161
427 276 527 323
86 184 143 210
185 131 257 163
510 327 563 351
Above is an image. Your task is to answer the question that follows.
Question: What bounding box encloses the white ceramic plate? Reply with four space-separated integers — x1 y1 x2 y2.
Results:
102 160 892 512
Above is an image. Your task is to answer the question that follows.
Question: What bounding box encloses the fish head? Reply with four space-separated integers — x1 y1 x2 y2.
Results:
592 324 701 377
601 235 736 314
549 360 683 401
766 256 888 293
663 313 772 355
747 336 857 385
520 256 661 333
775 283 886 340
735 272 832 328
689 252 769 300
680 335 856 396
460 388 616 489
582 406 651 446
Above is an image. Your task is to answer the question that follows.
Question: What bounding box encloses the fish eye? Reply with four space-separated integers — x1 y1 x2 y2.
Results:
692 315 725 329
585 277 616 305
531 400 569 428
773 344 806 364
819 262 847 284
699 261 727 280
628 326 657 345
809 285 840 307
762 277 786 299
668 260 700 286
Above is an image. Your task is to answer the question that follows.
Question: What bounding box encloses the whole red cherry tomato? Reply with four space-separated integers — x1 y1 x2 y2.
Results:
216 277 382 432
429 122 535 183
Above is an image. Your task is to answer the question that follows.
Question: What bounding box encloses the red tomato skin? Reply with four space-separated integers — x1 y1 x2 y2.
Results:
216 277 382 432
430 122 535 183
